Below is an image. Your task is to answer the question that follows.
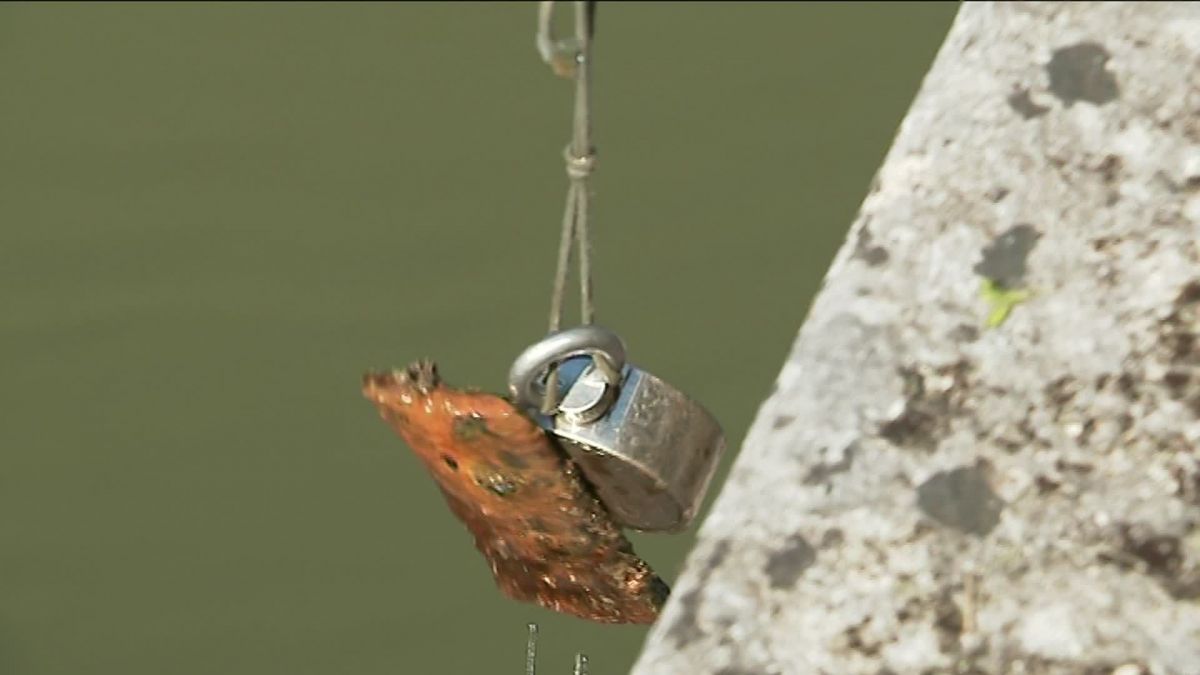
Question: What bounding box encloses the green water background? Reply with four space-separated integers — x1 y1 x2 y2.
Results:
0 3 955 673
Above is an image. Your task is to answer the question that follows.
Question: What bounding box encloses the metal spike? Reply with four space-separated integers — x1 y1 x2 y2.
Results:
526 623 539 675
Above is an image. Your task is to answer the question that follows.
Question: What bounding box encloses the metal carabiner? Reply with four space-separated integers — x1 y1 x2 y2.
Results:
508 325 626 416
536 1 595 79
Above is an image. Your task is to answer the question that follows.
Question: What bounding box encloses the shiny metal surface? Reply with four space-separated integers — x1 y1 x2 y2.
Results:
555 366 725 532
557 362 620 425
509 325 725 532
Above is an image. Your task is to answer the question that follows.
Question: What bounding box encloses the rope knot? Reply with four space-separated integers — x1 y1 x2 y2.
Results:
564 146 596 180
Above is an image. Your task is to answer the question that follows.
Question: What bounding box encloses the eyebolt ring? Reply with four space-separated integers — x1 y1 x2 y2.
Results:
507 325 627 412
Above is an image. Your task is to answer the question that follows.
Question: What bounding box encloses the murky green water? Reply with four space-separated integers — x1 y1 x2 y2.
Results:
0 3 955 673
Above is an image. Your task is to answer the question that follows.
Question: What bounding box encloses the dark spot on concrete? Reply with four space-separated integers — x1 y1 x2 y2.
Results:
1047 42 1119 107
1080 419 1097 446
917 466 1004 536
1159 282 1200 416
1097 154 1122 183
804 443 857 485
1153 170 1187 193
1007 87 1049 119
1167 329 1198 363
1035 475 1060 494
1044 375 1079 415
667 588 705 648
895 596 921 622
1165 370 1191 398
441 454 458 470
704 539 732 574
1041 662 1136 675
821 528 845 547
879 362 971 451
993 413 1038 454
880 406 937 448
1117 371 1139 400
453 414 495 441
861 247 891 266
667 539 732 648
1103 522 1199 600
772 414 795 430
1119 524 1183 576
933 590 964 652
1081 667 1134 675
1187 395 1200 419
764 533 816 589
1179 280 1200 305
1174 464 1200 505
950 324 980 343
854 225 890 266
843 619 881 656
498 449 529 470
974 224 1042 288
912 520 935 539
1165 571 1200 600
986 186 1010 202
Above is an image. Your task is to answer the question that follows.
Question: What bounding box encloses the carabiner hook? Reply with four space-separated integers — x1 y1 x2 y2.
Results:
508 325 626 414
536 1 594 79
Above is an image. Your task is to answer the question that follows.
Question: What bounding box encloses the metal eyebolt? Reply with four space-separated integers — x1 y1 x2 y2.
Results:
508 325 627 412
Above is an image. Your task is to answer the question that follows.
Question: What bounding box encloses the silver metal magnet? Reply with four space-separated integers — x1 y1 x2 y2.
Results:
508 325 725 532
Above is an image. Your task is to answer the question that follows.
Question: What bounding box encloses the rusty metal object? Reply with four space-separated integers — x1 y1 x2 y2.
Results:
362 360 669 624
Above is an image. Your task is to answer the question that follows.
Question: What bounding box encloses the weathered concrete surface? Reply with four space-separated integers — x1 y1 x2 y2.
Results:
632 3 1200 674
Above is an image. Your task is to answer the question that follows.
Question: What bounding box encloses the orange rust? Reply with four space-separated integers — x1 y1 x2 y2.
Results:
362 359 668 624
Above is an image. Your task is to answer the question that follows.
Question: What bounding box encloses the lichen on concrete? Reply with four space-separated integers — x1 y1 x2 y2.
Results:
632 3 1200 674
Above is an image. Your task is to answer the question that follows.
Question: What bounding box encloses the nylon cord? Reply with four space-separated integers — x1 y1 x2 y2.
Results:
538 1 597 412
570 0 594 326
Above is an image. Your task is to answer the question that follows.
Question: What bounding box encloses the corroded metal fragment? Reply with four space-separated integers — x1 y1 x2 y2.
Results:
362 360 668 624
